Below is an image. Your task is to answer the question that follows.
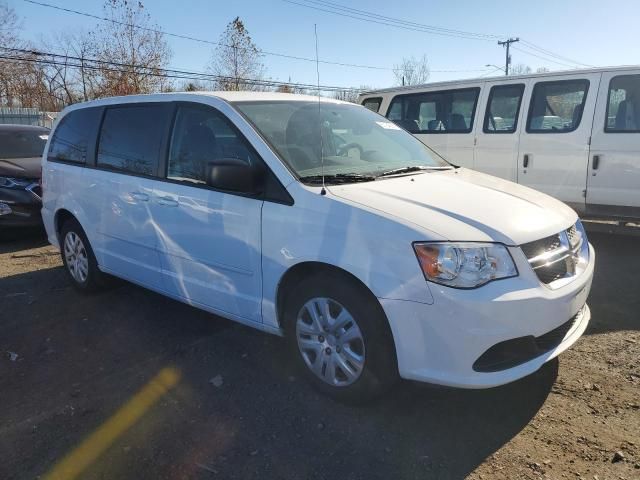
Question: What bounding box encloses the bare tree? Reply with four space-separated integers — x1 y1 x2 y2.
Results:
509 63 532 76
92 0 172 96
0 1 24 106
209 17 265 91
393 55 430 86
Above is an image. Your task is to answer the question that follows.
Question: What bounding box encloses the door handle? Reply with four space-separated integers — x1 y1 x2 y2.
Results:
592 155 600 170
157 196 178 207
523 154 530 168
129 191 149 202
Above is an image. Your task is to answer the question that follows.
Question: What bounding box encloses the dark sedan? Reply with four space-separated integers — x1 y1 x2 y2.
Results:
0 124 49 228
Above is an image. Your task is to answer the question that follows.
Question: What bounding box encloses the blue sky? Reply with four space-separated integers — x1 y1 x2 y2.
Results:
14 0 640 90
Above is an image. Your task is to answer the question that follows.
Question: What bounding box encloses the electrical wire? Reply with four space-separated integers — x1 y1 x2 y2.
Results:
0 49 365 92
287 0 595 69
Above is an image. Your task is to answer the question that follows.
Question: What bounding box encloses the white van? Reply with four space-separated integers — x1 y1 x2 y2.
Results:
359 66 640 222
41 92 594 401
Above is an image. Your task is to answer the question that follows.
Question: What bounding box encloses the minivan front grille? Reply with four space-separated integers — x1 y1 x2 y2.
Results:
520 221 589 288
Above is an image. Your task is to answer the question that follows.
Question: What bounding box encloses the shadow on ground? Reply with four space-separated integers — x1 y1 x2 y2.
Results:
1 228 636 479
0 262 557 480
0 227 48 254
584 232 640 334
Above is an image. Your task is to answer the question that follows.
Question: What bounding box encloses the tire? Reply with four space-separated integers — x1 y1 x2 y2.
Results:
59 218 106 293
284 272 398 403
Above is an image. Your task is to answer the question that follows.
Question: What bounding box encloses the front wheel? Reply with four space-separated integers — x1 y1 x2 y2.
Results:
284 273 398 403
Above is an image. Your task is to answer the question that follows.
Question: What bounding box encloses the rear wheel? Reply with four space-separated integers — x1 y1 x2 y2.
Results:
284 272 398 403
60 219 106 292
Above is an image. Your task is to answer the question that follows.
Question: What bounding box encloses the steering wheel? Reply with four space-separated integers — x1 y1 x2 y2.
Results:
337 142 364 157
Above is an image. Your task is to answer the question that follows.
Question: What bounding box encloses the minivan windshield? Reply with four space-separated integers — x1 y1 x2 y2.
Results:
234 100 450 183
0 130 48 159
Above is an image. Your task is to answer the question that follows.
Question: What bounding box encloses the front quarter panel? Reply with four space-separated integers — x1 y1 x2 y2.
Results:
261 182 439 329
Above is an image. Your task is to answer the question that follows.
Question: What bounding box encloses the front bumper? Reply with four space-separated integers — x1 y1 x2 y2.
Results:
381 243 595 389
0 187 43 227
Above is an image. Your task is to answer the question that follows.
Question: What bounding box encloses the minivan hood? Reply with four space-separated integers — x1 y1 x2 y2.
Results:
328 168 577 246
0 157 42 179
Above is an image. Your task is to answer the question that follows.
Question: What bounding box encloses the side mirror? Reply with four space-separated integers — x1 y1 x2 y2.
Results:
206 158 264 194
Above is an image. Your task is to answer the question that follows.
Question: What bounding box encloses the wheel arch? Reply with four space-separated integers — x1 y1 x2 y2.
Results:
275 261 398 364
54 208 77 242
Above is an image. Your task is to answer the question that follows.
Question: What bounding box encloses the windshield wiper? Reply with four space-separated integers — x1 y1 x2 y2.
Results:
377 165 452 178
299 173 377 185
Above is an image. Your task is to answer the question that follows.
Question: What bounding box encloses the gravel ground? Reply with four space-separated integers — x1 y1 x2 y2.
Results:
0 229 638 480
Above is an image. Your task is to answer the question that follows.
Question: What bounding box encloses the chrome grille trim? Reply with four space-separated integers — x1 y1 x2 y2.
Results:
520 221 589 289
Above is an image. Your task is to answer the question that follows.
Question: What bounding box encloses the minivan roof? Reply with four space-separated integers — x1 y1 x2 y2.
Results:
62 91 350 111
359 64 640 96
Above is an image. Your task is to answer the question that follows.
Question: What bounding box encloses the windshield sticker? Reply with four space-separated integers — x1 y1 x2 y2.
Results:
376 121 401 130
39 135 49 140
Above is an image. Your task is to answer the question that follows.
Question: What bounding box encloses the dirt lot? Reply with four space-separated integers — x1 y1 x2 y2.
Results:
0 229 638 480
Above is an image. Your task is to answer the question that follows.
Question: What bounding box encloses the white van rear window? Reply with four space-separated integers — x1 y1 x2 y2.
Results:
605 75 640 133
527 80 589 133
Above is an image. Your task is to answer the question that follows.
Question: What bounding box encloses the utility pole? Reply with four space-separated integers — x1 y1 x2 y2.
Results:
498 37 519 76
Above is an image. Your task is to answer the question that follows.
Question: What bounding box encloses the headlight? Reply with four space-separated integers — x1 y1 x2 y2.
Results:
0 176 31 189
413 242 518 288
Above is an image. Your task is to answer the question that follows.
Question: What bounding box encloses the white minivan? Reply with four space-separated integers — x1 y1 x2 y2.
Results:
359 66 640 222
41 92 594 401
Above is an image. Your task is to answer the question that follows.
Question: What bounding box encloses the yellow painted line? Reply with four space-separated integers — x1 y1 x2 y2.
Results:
43 367 181 480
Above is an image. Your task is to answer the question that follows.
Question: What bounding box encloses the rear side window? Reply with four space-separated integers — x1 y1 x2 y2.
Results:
167 104 260 185
483 84 525 133
97 105 170 175
362 97 382 112
605 74 640 132
386 88 479 134
527 79 589 133
48 108 101 163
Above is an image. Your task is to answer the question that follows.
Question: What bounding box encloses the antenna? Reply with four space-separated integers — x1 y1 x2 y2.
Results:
314 24 326 196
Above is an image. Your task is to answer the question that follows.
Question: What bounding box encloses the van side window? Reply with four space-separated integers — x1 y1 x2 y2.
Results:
97 105 170 176
483 84 525 134
167 105 260 185
362 97 382 112
527 80 589 133
605 75 640 132
48 108 102 164
386 88 479 134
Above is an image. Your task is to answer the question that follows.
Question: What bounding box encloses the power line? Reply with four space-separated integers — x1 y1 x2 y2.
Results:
287 0 594 69
283 0 498 41
292 0 502 39
20 0 492 75
511 45 578 69
0 46 365 92
20 0 389 71
519 40 593 68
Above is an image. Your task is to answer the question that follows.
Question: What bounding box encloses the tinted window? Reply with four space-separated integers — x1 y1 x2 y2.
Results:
49 108 101 163
167 105 260 185
605 74 640 132
97 105 169 175
386 88 479 133
0 129 48 159
362 97 382 112
527 80 589 133
484 84 525 133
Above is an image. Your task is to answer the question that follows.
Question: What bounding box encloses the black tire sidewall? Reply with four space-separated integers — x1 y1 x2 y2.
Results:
284 272 397 403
